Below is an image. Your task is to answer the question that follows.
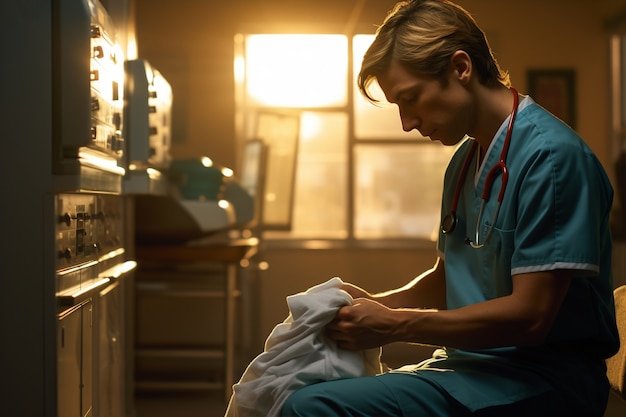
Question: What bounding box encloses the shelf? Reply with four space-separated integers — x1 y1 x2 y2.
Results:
133 237 258 402
136 282 241 298
135 380 224 392
136 347 225 360
136 237 259 264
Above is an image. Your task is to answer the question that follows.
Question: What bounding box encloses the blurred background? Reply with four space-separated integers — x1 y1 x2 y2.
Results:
3 0 626 416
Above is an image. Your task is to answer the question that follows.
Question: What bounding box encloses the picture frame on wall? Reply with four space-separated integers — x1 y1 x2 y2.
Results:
527 69 576 129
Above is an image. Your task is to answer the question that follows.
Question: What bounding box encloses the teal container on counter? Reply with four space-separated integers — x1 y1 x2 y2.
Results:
168 157 229 201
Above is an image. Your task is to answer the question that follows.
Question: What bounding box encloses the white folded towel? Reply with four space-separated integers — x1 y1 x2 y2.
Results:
224 277 382 417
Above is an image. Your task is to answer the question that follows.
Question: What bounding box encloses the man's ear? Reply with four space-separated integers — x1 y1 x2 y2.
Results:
450 50 472 85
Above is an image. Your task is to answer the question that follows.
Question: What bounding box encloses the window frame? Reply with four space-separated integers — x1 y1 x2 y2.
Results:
234 32 447 249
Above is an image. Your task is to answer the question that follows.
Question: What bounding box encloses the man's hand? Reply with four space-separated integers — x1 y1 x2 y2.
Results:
326 298 398 350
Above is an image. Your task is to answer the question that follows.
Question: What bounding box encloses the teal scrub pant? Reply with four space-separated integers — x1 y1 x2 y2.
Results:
280 372 598 417
281 372 467 417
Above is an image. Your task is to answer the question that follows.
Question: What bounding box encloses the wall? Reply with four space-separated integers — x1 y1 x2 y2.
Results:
135 0 624 168
1 2 56 413
134 0 626 361
134 0 400 167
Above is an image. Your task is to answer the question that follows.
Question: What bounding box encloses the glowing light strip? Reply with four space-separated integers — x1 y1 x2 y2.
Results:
100 260 137 279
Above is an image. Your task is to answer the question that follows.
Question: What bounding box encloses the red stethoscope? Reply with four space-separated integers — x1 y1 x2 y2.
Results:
440 88 519 248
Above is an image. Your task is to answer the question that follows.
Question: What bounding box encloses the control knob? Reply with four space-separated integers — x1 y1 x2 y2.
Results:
58 247 72 261
59 213 72 227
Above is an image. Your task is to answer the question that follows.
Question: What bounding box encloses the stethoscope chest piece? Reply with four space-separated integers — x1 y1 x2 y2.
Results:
441 212 457 234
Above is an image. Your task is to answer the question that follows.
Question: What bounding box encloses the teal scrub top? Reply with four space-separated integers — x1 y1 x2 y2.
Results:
430 98 620 412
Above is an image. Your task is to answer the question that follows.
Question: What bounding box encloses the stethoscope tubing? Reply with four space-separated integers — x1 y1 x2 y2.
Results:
442 88 519 248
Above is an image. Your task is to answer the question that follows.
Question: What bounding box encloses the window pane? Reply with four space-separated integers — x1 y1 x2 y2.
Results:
353 34 426 141
354 144 455 239
245 34 348 108
288 112 348 238
238 33 456 242
255 112 300 228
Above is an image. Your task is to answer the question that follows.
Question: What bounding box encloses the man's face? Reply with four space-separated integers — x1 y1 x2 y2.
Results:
377 59 472 146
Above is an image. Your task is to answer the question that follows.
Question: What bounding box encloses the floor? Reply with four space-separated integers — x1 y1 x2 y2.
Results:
133 340 626 417
605 391 626 417
134 390 626 417
135 391 228 417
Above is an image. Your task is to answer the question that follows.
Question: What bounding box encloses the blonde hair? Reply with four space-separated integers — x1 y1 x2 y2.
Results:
359 0 510 102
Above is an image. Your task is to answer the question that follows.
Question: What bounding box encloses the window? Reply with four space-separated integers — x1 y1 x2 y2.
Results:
234 34 453 242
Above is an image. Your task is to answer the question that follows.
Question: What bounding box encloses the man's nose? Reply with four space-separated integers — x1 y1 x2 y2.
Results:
400 110 419 132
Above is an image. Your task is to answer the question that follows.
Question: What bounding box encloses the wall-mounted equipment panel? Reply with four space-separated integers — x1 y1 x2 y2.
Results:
52 0 126 193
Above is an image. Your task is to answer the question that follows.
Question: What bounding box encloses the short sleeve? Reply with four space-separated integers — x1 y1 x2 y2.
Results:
510 139 612 276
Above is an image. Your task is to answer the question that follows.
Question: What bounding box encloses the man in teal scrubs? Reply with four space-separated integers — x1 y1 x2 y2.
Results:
281 1 619 416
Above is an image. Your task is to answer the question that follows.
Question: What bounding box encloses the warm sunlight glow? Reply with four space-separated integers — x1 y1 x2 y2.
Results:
146 167 162 179
221 167 234 178
79 148 125 175
353 34 426 140
245 34 348 107
201 156 214 167
234 55 245 84
127 38 138 61
299 112 323 142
